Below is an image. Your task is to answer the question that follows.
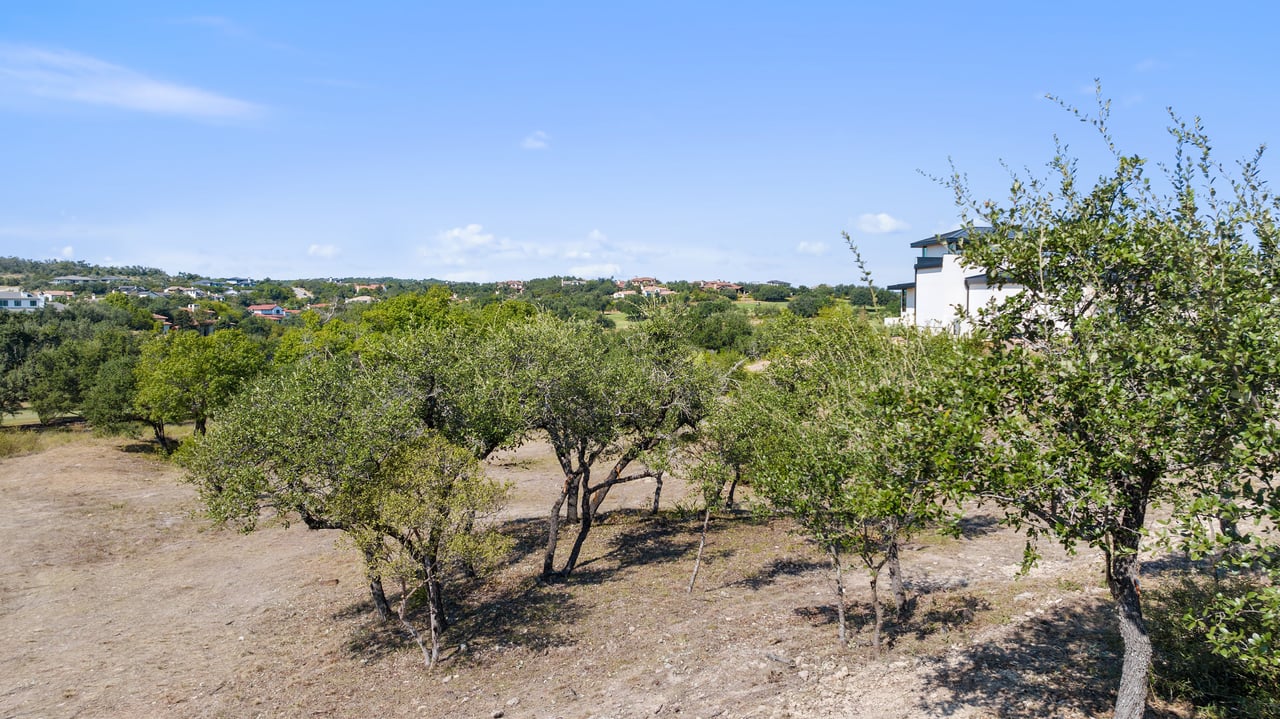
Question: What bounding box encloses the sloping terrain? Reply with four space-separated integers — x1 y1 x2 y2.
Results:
0 436 1183 718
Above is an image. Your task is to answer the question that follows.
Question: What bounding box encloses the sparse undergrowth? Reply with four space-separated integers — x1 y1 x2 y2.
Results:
1149 574 1280 718
0 437 1216 718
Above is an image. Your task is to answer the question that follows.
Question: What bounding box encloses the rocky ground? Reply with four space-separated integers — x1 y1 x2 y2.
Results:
0 434 1193 718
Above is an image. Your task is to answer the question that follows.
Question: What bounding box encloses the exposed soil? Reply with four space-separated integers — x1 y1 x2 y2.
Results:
0 436 1191 718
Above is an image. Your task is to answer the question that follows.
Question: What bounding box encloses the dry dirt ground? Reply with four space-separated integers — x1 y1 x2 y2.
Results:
1 434 1192 718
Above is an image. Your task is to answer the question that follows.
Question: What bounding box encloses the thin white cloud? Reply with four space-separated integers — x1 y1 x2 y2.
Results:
587 229 607 242
856 212 910 234
179 16 249 36
521 130 550 150
0 45 262 119
175 16 295 52
569 263 621 278
795 241 827 256
59 245 74 259
307 243 339 259
439 223 496 248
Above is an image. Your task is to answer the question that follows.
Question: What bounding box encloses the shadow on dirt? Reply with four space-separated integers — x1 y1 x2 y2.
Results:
956 514 1002 539
792 592 990 643
915 598 1125 718
120 441 166 455
724 557 828 591
340 576 586 665
567 511 699 585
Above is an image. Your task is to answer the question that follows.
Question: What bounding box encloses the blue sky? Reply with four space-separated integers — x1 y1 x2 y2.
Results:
1 1 1276 286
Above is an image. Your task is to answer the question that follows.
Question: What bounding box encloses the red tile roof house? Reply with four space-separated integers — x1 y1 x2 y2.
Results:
247 304 287 319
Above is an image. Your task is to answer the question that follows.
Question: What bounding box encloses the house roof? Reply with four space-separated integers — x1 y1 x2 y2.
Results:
247 303 281 311
886 282 916 291
914 256 944 270
909 226 994 249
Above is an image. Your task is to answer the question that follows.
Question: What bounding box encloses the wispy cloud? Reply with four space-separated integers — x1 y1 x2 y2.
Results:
307 243 339 259
175 16 294 52
521 130 550 150
795 241 827 256
855 212 909 234
180 15 251 36
569 263 622 278
0 44 262 119
59 245 74 259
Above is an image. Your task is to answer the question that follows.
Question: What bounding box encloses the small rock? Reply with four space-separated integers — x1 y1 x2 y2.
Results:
507 698 519 706
492 712 504 719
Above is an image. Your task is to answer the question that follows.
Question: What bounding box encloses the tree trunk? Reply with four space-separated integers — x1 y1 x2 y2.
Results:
727 467 740 509
651 471 664 515
830 545 848 647
870 571 884 655
565 474 580 524
195 415 207 436
1107 546 1151 719
398 579 433 668
687 504 713 593
561 476 595 576
362 547 391 621
542 481 570 578
425 571 444 666
887 537 906 614
150 420 169 452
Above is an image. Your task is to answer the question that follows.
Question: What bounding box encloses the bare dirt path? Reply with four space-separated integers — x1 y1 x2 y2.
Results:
0 437 1173 718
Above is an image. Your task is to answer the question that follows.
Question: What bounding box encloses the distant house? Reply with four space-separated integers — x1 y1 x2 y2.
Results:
51 275 95 285
115 286 163 299
629 277 659 287
352 283 384 293
346 295 376 304
247 303 286 318
39 290 76 301
498 280 525 293
560 278 586 286
699 280 745 295
884 227 1022 334
611 290 637 300
0 290 44 311
640 285 676 298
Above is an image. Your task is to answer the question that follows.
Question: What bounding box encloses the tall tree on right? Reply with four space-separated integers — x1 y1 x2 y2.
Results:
950 92 1280 719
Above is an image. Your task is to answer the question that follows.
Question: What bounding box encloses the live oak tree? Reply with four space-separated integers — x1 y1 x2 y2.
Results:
506 311 717 578
949 94 1280 719
183 356 511 645
344 433 510 666
742 309 977 651
133 329 265 447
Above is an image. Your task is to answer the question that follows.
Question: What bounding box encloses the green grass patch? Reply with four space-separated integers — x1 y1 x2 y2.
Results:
0 407 43 427
602 310 638 331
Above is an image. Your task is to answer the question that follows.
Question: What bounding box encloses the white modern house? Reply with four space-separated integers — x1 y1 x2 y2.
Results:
0 291 46 312
885 227 1022 333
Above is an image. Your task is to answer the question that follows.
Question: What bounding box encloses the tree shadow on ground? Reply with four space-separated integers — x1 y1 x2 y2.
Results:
956 514 1002 539
915 598 1136 718
565 511 700 585
791 592 990 645
489 516 550 567
340 576 585 666
718 556 828 591
120 441 165 455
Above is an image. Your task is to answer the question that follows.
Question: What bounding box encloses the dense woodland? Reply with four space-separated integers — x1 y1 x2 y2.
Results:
6 105 1280 717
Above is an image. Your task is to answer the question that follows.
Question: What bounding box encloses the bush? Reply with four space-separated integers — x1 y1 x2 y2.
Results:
1148 574 1280 718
